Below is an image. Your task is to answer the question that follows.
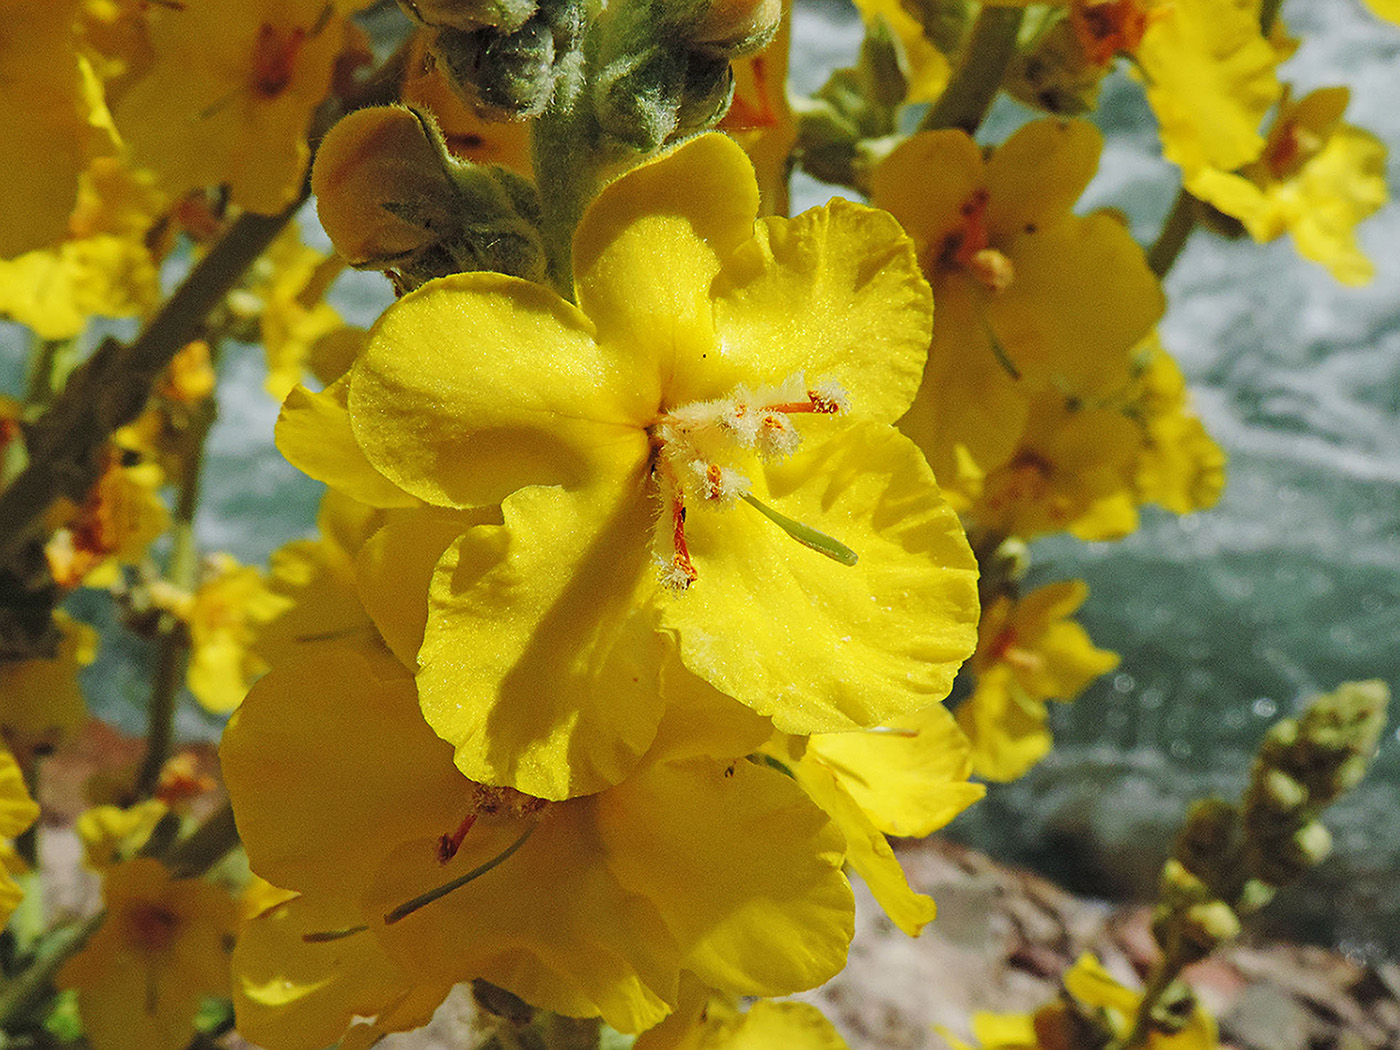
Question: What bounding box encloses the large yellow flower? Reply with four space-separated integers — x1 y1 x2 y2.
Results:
0 747 41 926
223 641 853 1041
282 132 979 800
870 119 1163 493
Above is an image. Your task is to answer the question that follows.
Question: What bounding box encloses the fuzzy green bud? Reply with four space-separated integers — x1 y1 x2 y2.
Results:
1235 877 1276 914
1182 900 1242 952
401 0 537 33
674 0 781 59
1148 980 1203 1035
594 46 686 150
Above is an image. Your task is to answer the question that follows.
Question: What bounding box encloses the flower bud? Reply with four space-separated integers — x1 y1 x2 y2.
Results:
678 0 781 59
1004 17 1108 116
401 0 538 34
595 46 686 150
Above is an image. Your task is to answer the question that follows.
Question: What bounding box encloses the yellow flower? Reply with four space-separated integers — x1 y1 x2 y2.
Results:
716 2 797 216
870 119 1162 494
45 453 169 589
957 581 1118 781
181 554 293 713
1062 952 1218 1048
0 0 119 258
968 393 1142 542
766 704 984 936
222 641 853 1040
636 985 852 1050
0 612 98 758
1129 343 1225 515
283 132 979 800
112 0 363 214
76 800 170 871
0 747 41 926
232 224 350 400
1186 87 1388 285
57 858 237 1050
1134 0 1281 178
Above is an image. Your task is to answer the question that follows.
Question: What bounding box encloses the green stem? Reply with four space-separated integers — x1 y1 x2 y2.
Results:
22 339 80 416
0 912 105 1030
1147 187 1198 278
135 378 219 799
918 5 1024 134
1116 959 1181 1050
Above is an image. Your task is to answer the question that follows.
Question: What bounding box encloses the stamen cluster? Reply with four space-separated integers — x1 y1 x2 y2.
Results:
647 372 849 590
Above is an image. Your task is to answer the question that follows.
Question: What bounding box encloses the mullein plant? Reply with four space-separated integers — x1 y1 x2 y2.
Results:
0 0 1391 1048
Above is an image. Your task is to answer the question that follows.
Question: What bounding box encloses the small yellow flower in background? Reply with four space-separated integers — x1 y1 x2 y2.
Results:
223 641 853 1041
871 119 1162 495
284 132 978 801
230 225 351 400
1129 344 1226 515
112 0 365 214
0 157 164 340
1362 0 1400 22
1186 87 1388 286
0 612 98 759
0 747 41 926
179 554 293 714
768 704 984 935
957 580 1118 782
0 0 120 259
58 858 237 1050
76 800 170 871
969 395 1142 542
45 454 169 590
635 984 852 1050
1062 952 1218 1048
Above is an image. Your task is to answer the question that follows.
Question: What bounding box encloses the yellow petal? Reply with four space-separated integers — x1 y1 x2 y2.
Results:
869 129 985 253
596 754 853 995
275 380 421 509
417 475 666 800
956 666 1053 782
665 423 979 734
985 119 1102 235
806 703 985 838
220 644 466 897
707 199 932 423
347 272 649 508
573 133 759 386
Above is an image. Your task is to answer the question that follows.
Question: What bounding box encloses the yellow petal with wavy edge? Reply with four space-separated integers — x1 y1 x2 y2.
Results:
418 473 665 800
573 134 759 388
1138 0 1281 175
597 753 853 995
956 665 1053 782
788 751 936 937
706 199 932 423
220 644 467 897
234 893 450 1050
985 119 1102 236
665 422 978 735
806 703 985 838
366 809 676 1034
276 381 420 509
348 272 649 509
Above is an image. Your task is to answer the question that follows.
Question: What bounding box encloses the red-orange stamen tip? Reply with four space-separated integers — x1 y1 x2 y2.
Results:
437 813 478 863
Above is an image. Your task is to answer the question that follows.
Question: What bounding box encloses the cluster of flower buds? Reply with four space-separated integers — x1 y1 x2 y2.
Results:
401 0 585 119
1152 681 1389 968
312 105 547 291
593 0 782 151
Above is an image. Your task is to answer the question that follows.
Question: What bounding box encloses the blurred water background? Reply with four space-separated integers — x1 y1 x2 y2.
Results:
2 0 1398 956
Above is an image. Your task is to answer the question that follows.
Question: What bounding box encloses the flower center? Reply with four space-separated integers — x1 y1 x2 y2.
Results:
126 902 181 953
437 784 550 863
646 373 853 590
938 189 1015 293
1070 0 1148 65
251 23 308 99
